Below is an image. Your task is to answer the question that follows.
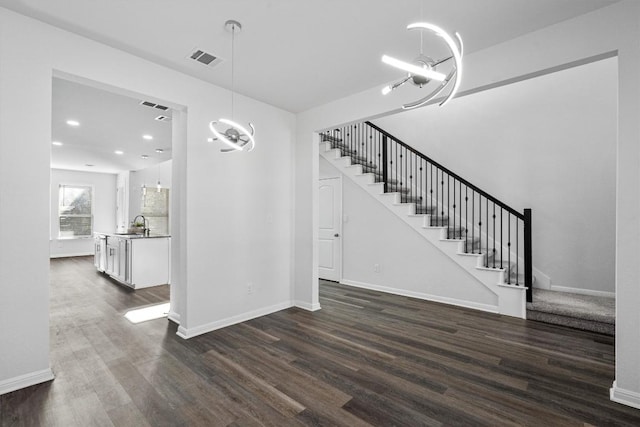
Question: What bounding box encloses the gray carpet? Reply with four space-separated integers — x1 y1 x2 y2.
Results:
526 289 615 335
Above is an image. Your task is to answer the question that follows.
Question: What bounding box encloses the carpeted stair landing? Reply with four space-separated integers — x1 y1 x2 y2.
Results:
526 289 615 335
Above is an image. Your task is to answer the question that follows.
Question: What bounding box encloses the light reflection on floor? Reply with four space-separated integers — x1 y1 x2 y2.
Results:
124 302 170 324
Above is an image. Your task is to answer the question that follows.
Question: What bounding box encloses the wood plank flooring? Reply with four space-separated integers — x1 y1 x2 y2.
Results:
2 256 639 426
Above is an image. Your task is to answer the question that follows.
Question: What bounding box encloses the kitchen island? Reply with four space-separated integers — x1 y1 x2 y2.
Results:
94 232 170 289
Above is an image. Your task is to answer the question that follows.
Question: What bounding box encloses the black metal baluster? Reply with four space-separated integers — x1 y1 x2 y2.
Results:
491 203 495 268
500 208 503 269
430 163 434 221
465 187 469 252
516 221 520 285
360 124 364 167
441 172 445 232
479 195 484 265
472 190 475 253
452 177 456 238
459 181 462 239
435 168 439 222
363 124 367 167
399 146 403 199
507 213 511 284
486 197 489 267
382 135 388 190
412 156 416 210
419 159 423 213
524 209 533 302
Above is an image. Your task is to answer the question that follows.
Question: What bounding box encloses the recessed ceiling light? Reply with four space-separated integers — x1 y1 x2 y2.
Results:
141 154 149 159
115 150 124 155
52 141 63 146
155 148 163 153
66 120 80 127
142 134 153 140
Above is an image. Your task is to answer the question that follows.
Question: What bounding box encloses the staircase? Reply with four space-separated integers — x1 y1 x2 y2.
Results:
319 121 533 319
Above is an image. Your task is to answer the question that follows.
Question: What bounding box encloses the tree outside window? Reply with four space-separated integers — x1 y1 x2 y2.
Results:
59 185 93 237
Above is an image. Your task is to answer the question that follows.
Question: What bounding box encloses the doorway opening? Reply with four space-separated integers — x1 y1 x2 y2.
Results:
49 72 186 329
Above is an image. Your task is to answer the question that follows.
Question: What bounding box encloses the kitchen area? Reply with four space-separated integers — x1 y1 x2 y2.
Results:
50 76 174 291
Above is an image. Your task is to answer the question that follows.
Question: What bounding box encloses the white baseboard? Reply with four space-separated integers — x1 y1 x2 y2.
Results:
167 310 180 324
50 252 93 259
340 279 498 314
294 300 322 311
551 285 615 298
0 368 55 395
611 381 640 409
533 268 551 290
176 301 294 339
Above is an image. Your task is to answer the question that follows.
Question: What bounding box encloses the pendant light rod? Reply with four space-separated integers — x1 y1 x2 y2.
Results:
225 20 240 120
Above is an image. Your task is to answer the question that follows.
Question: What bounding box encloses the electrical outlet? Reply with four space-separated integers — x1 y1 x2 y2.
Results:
374 263 380 273
247 282 253 295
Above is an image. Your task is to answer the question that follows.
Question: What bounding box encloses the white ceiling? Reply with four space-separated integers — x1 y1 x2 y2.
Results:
51 77 172 174
0 0 620 113
4 0 620 173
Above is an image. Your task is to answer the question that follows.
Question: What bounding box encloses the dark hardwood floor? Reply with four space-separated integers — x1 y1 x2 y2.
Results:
1 256 639 426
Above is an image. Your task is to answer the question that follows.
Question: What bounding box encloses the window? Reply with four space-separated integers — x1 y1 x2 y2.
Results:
58 184 93 238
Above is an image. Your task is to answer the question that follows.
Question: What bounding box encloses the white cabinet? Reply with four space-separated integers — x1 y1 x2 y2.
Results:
116 238 129 283
94 235 106 271
104 236 128 283
128 237 170 288
94 233 169 289
105 239 118 276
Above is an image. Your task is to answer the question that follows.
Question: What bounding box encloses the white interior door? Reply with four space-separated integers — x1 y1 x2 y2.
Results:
318 177 342 281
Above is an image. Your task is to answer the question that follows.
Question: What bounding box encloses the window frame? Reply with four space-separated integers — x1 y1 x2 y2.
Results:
57 183 95 239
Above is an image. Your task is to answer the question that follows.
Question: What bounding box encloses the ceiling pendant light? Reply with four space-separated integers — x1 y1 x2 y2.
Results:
156 163 162 192
381 22 463 109
209 20 256 153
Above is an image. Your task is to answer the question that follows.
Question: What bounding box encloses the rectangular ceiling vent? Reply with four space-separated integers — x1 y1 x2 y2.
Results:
155 115 172 122
188 48 224 68
139 100 169 111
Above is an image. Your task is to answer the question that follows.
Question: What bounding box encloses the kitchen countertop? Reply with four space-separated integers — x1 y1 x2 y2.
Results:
94 232 171 239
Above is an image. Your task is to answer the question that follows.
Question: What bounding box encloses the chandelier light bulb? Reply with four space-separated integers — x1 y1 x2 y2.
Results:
381 55 446 82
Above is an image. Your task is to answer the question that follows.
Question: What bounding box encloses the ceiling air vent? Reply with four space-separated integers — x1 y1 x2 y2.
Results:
188 48 224 68
139 100 169 111
155 115 172 122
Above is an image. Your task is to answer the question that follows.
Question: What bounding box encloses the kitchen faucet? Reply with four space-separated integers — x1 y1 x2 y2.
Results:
133 215 149 236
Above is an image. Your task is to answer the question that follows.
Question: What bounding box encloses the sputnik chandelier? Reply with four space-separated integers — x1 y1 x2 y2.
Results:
209 19 256 152
381 22 463 109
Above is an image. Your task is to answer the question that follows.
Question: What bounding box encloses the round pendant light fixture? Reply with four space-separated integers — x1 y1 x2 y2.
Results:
209 19 256 153
381 22 463 109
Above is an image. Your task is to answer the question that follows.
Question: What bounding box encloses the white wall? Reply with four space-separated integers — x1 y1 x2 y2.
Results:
320 158 497 310
373 57 617 295
49 169 117 258
295 1 640 408
0 6 294 393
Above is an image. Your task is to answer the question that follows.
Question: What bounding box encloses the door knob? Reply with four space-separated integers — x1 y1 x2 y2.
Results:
334 233 340 237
